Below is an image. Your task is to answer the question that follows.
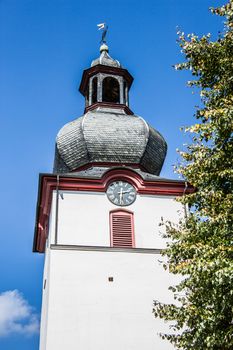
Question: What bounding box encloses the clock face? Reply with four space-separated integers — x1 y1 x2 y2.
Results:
106 181 137 206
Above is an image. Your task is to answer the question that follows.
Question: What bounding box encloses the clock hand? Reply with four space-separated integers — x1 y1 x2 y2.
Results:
119 188 123 205
118 189 133 198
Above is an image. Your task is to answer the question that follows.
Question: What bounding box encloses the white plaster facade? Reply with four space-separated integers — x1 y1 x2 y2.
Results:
39 190 182 349
49 191 182 249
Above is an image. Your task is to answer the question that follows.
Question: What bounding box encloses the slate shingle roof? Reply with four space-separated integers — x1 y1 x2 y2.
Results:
53 107 167 175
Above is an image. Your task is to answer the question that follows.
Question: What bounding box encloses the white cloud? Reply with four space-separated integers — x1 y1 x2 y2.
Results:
0 290 40 337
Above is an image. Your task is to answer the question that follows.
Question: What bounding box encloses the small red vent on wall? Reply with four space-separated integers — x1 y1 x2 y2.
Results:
110 210 135 248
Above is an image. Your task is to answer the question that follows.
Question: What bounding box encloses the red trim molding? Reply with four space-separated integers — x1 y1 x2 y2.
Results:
34 168 194 253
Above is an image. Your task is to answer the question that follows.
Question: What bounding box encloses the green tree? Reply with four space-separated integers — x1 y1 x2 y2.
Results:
153 2 233 349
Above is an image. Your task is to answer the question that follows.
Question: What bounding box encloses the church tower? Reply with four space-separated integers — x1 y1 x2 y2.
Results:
34 42 189 350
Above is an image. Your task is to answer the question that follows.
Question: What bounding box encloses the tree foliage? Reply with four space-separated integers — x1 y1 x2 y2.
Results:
153 2 233 349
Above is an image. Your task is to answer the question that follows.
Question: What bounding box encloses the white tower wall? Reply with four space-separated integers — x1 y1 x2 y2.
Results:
39 190 182 350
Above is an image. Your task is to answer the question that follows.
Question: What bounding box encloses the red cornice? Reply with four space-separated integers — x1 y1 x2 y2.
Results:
33 168 194 253
84 102 134 115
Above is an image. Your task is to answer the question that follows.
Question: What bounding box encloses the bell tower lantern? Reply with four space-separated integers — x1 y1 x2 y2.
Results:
79 43 133 114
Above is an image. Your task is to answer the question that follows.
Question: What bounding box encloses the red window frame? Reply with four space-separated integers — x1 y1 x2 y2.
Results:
109 209 135 248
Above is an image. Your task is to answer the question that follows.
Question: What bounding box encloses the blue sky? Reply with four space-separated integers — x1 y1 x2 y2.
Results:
0 0 225 348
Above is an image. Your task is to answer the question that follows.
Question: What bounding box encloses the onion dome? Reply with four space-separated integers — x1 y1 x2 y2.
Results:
53 45 167 175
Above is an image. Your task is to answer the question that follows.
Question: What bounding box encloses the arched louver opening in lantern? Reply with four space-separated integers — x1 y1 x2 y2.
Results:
92 77 98 104
102 77 120 103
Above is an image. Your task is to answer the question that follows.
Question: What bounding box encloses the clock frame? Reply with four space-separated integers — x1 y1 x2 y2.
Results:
106 181 137 206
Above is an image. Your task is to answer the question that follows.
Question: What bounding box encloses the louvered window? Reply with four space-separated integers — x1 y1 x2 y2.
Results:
110 210 135 248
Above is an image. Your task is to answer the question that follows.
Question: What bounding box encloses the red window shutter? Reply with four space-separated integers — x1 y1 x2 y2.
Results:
110 210 135 248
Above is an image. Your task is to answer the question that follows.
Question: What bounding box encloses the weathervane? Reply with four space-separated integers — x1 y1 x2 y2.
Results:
97 23 108 44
